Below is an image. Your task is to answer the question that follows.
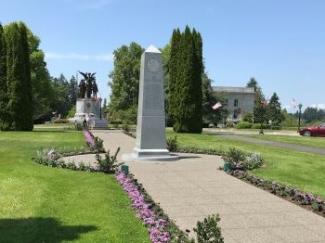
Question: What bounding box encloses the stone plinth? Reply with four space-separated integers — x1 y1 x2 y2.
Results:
75 98 108 129
76 98 101 117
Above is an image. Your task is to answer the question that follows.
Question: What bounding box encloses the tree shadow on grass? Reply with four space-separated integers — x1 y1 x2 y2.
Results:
0 217 97 243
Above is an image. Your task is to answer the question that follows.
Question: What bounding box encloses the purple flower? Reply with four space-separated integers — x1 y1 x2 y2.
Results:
116 171 171 243
83 130 95 146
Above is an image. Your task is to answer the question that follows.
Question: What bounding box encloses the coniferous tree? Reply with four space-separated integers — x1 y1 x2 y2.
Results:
246 77 258 92
5 22 33 130
0 23 10 130
253 91 267 124
169 26 203 133
27 27 54 120
168 29 181 126
267 92 284 125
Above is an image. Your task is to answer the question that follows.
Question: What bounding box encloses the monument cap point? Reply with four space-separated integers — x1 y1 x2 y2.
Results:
145 44 161 53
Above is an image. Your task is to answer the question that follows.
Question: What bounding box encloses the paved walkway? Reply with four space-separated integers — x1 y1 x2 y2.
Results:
217 134 325 156
93 130 325 243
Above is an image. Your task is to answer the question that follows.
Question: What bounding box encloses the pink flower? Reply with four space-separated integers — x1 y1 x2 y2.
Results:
116 171 171 243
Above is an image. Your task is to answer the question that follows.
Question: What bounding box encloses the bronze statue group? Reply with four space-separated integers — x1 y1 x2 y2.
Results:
78 71 99 99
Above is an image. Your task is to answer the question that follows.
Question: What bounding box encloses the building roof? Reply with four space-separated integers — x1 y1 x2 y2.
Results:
213 86 255 94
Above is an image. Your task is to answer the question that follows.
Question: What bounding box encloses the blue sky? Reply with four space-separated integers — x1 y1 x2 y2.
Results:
1 0 325 111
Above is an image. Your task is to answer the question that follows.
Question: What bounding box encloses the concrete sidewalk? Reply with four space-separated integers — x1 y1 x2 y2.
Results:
93 130 325 243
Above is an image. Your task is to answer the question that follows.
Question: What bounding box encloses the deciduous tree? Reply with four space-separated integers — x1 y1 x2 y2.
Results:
108 42 143 124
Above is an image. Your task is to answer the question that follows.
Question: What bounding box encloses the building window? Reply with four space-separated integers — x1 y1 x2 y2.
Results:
234 99 239 107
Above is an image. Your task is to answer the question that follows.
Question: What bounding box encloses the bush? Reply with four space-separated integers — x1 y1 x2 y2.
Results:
236 121 252 129
251 123 270 129
167 136 178 152
95 147 123 173
193 214 224 243
224 148 247 163
34 148 61 165
244 153 263 170
67 105 76 118
226 121 234 128
53 119 69 124
222 148 263 172
270 125 281 130
243 113 253 123
83 130 105 152
122 123 130 133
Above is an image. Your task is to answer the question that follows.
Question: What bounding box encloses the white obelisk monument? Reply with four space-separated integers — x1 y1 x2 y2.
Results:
124 45 178 161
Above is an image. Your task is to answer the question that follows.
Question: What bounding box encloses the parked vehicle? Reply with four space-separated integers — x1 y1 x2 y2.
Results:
299 123 325 136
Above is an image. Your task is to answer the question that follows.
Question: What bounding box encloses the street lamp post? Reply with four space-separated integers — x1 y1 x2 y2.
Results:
298 103 303 132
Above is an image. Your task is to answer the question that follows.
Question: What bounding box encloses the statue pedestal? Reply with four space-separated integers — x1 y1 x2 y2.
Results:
76 98 100 115
75 98 108 129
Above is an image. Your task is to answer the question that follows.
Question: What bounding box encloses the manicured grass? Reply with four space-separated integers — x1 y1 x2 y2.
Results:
249 134 325 149
167 131 325 198
0 130 149 243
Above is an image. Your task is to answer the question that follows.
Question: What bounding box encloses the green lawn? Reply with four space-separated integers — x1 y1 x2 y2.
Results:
167 131 325 198
0 130 149 243
249 134 325 149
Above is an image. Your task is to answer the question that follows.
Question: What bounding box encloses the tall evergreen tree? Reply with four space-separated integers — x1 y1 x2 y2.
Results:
169 26 203 133
253 91 267 124
168 29 181 126
267 92 284 125
27 28 54 120
246 77 258 91
0 23 10 130
5 22 33 130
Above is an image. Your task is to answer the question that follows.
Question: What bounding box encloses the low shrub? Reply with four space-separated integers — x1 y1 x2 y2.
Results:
53 119 69 124
193 214 224 243
83 129 105 152
95 147 123 173
222 148 264 172
167 136 178 152
34 148 63 166
122 123 130 133
236 121 252 129
222 148 247 171
242 113 253 123
251 123 270 129
226 121 234 128
244 153 264 170
270 125 281 130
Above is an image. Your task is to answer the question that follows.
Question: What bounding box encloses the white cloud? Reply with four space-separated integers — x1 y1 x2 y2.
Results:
310 104 325 110
45 52 113 62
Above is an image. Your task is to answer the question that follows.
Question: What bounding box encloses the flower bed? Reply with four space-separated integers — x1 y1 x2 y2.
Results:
230 170 325 218
116 171 171 243
83 129 105 153
116 171 194 243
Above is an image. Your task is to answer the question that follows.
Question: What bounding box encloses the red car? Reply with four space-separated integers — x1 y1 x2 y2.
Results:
299 124 325 136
